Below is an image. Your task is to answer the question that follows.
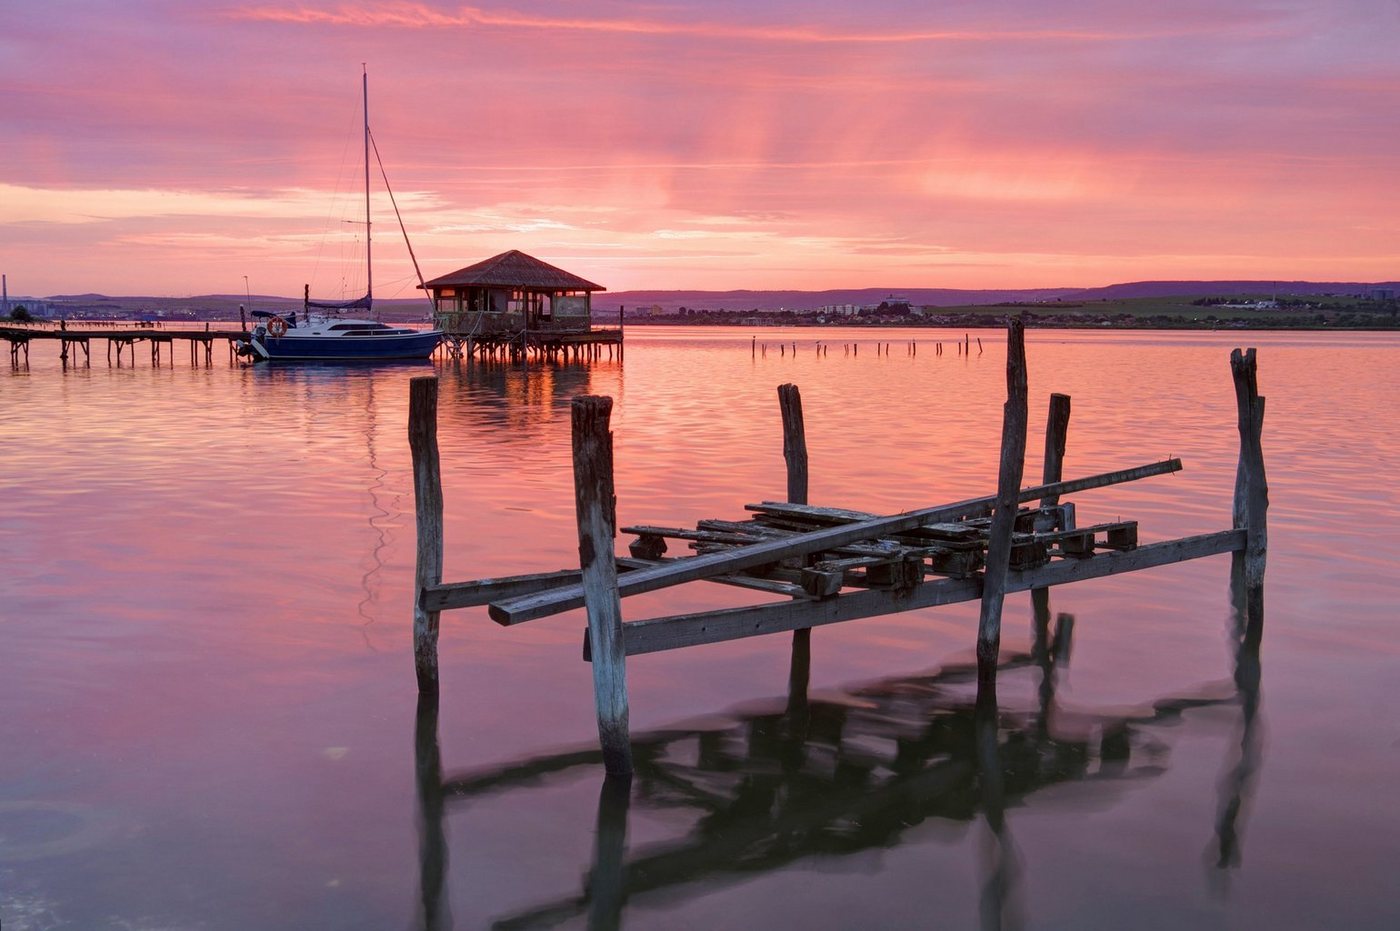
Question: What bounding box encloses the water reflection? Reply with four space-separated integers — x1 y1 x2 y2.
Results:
1211 558 1265 887
412 600 1265 929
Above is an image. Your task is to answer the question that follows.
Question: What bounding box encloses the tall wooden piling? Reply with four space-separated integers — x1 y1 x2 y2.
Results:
1032 393 1071 657
977 318 1028 686
572 396 633 776
1039 394 1072 509
410 376 445 693
778 384 812 697
1230 349 1268 639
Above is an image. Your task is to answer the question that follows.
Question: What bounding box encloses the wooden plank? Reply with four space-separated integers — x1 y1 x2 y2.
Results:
409 376 444 693
604 530 1245 657
423 568 584 611
572 395 632 776
489 457 1184 625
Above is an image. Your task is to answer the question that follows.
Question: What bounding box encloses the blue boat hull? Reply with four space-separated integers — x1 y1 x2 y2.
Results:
252 331 442 361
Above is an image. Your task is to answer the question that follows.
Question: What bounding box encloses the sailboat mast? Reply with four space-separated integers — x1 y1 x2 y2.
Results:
363 66 372 305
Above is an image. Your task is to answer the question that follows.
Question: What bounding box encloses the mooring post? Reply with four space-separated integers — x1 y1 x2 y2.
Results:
778 383 812 702
1230 348 1268 640
1032 392 1071 659
573 395 633 776
410 376 445 693
978 317 1029 688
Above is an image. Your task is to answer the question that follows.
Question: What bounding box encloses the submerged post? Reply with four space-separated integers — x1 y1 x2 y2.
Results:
1230 349 1268 638
978 317 1028 687
778 383 812 701
410 376 444 693
573 395 633 776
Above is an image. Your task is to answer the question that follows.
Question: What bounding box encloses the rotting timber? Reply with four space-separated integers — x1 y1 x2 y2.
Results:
408 318 1268 777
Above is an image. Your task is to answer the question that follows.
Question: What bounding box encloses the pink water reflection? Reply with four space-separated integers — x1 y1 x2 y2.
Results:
3 327 1399 928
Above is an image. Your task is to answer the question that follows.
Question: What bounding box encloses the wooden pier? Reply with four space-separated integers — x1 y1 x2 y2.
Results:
409 318 1268 776
1 322 249 368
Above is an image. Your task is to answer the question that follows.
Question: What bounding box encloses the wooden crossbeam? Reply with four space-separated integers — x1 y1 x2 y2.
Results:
488 458 1182 626
585 529 1245 659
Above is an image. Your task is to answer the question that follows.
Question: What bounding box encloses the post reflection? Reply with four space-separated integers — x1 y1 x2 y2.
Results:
411 604 1262 929
1211 556 1265 885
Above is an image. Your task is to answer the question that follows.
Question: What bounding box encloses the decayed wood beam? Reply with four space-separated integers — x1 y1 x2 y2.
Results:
423 569 586 612
409 376 444 693
425 555 812 614
572 395 632 776
488 458 1183 625
978 316 1029 681
598 530 1245 658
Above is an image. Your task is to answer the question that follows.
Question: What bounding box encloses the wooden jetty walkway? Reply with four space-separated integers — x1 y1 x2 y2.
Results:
1 321 249 368
408 318 1268 777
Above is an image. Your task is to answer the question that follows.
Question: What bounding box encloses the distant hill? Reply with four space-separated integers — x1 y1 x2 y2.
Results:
606 281 1397 313
1070 280 1399 301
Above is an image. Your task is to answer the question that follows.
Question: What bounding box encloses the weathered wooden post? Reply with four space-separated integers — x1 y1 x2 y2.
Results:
1032 393 1071 661
778 384 812 706
1230 348 1268 641
410 376 444 693
978 317 1029 687
572 395 633 776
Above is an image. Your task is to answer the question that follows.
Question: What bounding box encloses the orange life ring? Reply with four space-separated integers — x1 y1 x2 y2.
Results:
268 317 287 337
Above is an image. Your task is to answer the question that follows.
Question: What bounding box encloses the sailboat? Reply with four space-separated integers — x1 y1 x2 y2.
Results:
239 71 442 362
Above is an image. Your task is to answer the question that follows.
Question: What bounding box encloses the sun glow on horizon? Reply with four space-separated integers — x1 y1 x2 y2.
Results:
1 1 1397 296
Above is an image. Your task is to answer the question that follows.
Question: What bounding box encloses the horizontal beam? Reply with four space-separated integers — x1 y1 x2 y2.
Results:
426 559 812 614
489 458 1182 625
602 529 1244 658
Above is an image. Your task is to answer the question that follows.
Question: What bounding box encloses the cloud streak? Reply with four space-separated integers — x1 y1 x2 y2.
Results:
228 2 1228 43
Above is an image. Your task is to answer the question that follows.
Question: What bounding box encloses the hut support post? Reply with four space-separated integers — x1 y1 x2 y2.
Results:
1230 349 1268 640
572 395 633 776
778 384 812 701
978 317 1029 688
410 376 445 693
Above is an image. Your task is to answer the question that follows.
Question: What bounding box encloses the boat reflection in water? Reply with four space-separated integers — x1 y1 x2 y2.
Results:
411 589 1265 930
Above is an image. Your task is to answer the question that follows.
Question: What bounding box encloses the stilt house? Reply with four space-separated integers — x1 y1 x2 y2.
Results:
423 250 605 338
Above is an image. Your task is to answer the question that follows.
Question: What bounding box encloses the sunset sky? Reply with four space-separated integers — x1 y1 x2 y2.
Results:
3 1 1398 299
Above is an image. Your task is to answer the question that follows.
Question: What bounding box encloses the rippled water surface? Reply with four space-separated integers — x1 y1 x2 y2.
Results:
3 326 1398 929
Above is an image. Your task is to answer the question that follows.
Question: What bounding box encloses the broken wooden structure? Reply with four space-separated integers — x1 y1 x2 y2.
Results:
409 319 1268 777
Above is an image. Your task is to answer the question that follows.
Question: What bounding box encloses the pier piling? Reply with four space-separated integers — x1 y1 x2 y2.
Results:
572 395 634 776
410 377 444 693
977 317 1028 687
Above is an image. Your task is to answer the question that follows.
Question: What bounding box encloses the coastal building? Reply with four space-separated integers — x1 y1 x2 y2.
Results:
422 250 605 338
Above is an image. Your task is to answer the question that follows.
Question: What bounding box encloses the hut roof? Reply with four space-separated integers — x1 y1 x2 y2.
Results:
422 250 605 292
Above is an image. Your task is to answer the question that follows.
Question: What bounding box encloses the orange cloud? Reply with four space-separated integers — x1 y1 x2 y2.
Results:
228 3 1166 43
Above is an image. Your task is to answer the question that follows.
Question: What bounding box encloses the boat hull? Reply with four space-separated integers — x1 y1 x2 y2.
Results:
248 331 442 361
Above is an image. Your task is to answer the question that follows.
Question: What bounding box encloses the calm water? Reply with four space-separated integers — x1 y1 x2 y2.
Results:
2 326 1398 929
